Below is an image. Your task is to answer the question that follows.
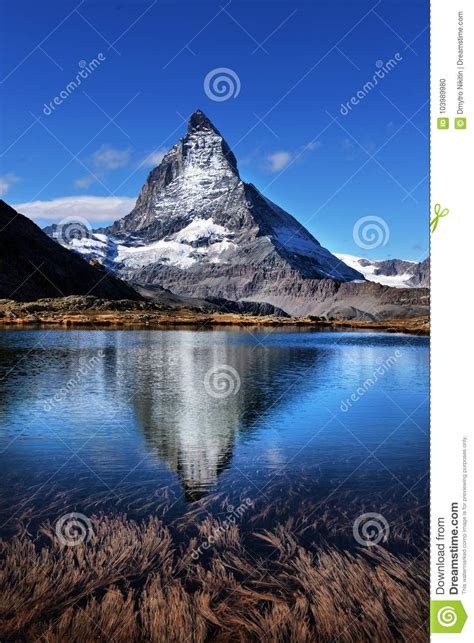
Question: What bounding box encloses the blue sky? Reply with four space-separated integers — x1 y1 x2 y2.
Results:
0 0 429 260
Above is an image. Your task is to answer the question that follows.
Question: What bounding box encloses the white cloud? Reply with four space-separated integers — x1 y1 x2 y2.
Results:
140 149 167 168
305 141 322 151
14 196 136 224
92 145 130 170
267 151 291 172
341 138 357 160
0 173 20 197
266 141 322 174
74 174 97 189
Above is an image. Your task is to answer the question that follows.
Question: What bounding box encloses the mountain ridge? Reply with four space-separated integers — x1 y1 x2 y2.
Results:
335 254 430 288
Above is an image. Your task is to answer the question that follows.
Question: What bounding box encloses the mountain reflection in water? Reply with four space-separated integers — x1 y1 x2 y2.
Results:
128 332 327 499
0 329 428 517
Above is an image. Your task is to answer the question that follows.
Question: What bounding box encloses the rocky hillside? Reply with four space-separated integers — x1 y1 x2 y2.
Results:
242 277 429 320
0 200 140 302
406 257 430 288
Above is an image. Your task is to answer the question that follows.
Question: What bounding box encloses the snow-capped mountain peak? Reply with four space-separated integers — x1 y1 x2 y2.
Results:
49 109 363 290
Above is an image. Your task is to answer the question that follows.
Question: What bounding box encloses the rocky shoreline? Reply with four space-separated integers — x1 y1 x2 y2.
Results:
0 296 429 335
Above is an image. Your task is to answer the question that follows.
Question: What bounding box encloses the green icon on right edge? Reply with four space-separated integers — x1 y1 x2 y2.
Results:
455 117 467 129
430 600 468 633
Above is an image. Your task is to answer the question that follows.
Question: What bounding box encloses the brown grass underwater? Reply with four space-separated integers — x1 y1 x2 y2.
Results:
0 481 429 643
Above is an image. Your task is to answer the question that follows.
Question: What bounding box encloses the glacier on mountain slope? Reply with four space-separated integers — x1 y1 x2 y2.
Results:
58 231 426 288
174 218 230 243
335 254 420 288
115 218 237 270
60 229 423 287
55 216 238 271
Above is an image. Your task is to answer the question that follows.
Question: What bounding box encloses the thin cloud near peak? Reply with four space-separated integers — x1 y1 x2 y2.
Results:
140 149 168 168
74 175 97 190
267 151 291 172
266 141 322 173
13 195 136 224
0 173 21 197
92 145 131 170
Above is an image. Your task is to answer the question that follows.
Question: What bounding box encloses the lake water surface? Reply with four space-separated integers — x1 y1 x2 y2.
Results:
0 328 429 537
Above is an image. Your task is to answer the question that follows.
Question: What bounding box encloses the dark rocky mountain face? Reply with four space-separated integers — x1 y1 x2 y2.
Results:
368 257 430 287
406 257 430 288
0 200 140 302
370 258 416 276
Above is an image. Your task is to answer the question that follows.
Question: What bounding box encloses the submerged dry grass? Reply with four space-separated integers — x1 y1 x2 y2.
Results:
0 482 429 642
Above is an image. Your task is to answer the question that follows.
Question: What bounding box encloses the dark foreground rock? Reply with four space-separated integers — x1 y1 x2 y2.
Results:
0 200 140 302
